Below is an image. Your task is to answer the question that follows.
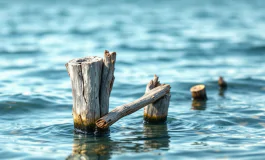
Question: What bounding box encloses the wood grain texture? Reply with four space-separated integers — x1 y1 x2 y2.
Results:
96 84 171 129
66 56 103 133
144 75 171 123
100 50 116 117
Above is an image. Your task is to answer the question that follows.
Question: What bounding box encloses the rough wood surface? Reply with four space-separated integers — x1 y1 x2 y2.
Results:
144 75 171 123
100 50 116 117
190 84 207 100
66 56 103 133
96 84 171 129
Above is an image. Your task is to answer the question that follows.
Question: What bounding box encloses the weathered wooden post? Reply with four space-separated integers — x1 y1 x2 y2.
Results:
190 84 207 110
190 84 207 100
144 75 171 123
66 56 103 133
65 50 116 134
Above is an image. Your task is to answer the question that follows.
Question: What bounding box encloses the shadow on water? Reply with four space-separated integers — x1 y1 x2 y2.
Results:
191 100 207 110
66 133 114 160
143 123 170 150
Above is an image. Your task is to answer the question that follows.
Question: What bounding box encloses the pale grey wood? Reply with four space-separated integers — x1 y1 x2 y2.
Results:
100 50 116 117
96 84 171 129
144 75 171 123
66 56 103 133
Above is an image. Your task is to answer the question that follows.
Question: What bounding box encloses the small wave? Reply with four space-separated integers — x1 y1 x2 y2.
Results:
248 45 265 54
0 48 42 55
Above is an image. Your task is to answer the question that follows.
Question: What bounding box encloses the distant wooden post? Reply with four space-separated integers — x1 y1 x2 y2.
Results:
218 76 227 89
190 84 207 100
144 75 171 123
65 51 116 134
218 76 227 97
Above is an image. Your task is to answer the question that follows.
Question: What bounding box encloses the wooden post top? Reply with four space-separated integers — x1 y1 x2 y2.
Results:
67 56 103 65
190 84 205 92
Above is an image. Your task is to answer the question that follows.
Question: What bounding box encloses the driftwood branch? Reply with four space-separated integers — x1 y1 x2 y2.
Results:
96 84 171 129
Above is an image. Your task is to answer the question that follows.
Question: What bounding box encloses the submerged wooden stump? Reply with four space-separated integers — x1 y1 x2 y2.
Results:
65 50 117 134
66 56 103 133
190 84 207 100
144 75 171 123
96 84 171 129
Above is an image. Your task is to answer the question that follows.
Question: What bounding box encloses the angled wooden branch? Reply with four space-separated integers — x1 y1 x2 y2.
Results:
96 84 171 129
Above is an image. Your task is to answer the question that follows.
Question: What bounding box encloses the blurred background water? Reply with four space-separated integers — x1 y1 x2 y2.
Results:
1 0 265 159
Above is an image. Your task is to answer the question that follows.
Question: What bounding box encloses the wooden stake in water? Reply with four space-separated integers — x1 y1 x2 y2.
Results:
65 51 117 134
66 56 103 133
190 84 207 100
144 75 171 123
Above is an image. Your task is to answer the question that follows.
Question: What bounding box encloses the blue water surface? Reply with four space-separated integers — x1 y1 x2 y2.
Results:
1 0 265 159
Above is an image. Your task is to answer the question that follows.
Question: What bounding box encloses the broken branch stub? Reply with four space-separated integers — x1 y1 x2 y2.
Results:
100 50 116 117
